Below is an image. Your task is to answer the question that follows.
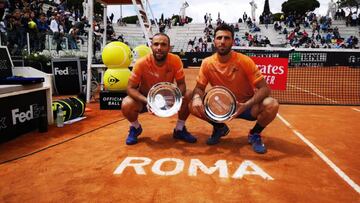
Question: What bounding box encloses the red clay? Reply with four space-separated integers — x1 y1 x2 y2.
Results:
0 69 359 202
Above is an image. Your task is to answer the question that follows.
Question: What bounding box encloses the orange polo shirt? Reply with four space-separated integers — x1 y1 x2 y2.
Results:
129 53 185 95
197 51 263 102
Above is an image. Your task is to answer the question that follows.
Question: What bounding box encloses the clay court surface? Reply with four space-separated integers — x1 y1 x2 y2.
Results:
0 69 359 202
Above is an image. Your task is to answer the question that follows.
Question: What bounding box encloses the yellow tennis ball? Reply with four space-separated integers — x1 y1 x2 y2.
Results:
28 21 37 29
102 41 132 69
133 44 152 61
103 68 131 91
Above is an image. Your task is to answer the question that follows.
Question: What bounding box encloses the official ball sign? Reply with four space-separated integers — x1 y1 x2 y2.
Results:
251 57 288 90
100 91 127 110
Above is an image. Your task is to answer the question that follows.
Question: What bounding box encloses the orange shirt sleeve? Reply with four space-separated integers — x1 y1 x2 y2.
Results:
240 54 263 86
171 54 185 81
196 57 209 86
129 57 146 85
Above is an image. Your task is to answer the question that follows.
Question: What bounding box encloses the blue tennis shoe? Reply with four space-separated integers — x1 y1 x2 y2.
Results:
126 125 143 145
173 127 197 143
248 133 267 154
206 124 230 145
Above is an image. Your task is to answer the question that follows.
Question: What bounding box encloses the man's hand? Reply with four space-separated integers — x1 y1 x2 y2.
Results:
192 95 205 118
230 101 249 120
146 102 155 115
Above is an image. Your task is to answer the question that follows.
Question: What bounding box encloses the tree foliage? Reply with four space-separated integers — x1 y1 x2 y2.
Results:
272 12 284 21
66 0 103 15
338 0 360 7
281 0 320 15
338 0 360 12
263 0 271 15
122 15 138 24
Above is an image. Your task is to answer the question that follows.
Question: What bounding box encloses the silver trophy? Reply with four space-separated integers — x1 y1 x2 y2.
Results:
147 82 182 117
204 86 237 123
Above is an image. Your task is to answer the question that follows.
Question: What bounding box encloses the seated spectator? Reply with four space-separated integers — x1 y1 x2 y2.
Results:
333 26 341 39
234 23 239 32
310 41 316 48
195 46 201 52
201 42 207 52
117 34 124 42
159 22 166 33
294 26 300 33
37 13 50 51
325 33 332 43
274 21 282 31
50 13 64 52
320 37 326 45
246 17 252 27
262 37 270 45
282 27 288 35
106 24 116 40
188 38 195 47
179 49 185 56
75 16 89 36
321 23 328 32
352 36 359 47
234 36 240 46
249 23 260 33
67 25 79 49
203 27 209 33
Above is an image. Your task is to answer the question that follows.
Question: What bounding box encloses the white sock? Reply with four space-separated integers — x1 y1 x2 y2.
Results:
130 120 140 129
175 120 185 131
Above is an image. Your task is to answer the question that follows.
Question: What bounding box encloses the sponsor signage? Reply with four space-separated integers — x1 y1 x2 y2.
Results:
176 52 289 90
0 90 47 142
52 58 82 95
80 59 88 86
100 91 127 110
251 57 288 90
289 52 327 67
175 49 360 67
235 48 290 58
289 51 360 67
180 52 212 67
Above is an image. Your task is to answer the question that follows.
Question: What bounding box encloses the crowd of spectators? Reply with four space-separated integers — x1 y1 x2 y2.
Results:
185 13 269 52
1 0 93 55
1 1 360 56
277 12 359 49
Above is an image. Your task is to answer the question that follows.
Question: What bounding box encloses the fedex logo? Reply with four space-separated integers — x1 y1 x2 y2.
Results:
11 104 41 125
54 67 78 75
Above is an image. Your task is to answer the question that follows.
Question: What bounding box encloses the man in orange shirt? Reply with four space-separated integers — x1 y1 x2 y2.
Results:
189 23 279 154
121 33 196 145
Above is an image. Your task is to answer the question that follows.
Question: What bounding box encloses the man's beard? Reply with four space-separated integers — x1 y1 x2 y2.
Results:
216 46 232 56
153 52 168 62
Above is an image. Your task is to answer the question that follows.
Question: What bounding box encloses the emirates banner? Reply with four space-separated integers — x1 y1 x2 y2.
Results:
251 57 288 90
